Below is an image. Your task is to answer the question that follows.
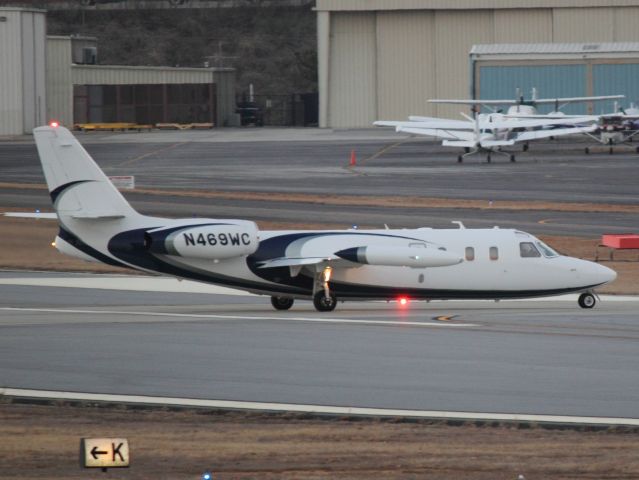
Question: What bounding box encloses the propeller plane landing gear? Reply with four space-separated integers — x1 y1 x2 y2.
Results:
578 292 596 309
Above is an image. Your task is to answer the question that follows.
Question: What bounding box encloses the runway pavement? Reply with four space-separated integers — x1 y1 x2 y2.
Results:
1 129 638 423
1 271 638 421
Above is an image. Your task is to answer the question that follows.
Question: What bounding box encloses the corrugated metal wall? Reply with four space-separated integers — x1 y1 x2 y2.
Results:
328 12 377 127
478 64 588 114
0 10 24 135
493 9 552 44
433 11 494 118
320 3 639 127
46 37 74 127
0 9 46 136
593 63 639 107
376 11 435 120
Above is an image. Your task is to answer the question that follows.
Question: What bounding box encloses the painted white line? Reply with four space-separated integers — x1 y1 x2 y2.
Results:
0 307 477 328
0 276 248 296
1 388 637 427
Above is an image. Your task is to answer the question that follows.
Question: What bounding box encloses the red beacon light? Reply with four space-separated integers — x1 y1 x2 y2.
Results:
49 120 60 128
398 296 409 307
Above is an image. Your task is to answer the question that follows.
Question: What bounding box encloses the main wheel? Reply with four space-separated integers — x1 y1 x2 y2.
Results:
271 296 294 311
313 291 337 312
578 293 596 309
585 147 590 154
509 154 516 162
486 154 491 163
457 155 463 163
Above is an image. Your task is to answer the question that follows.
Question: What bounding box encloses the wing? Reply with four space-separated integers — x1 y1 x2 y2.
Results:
429 99 516 106
534 94 625 105
4 212 58 219
515 125 597 141
478 116 596 130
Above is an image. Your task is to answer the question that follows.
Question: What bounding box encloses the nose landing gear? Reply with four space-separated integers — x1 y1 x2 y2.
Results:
578 292 596 309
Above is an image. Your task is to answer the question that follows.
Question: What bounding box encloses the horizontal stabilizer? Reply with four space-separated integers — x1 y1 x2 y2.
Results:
480 140 516 147
442 140 477 147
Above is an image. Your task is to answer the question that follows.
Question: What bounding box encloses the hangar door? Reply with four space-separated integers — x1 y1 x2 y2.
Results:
476 65 587 114
593 63 639 108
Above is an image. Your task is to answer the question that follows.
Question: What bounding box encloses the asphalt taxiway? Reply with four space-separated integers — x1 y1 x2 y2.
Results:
1 271 638 422
1 129 639 236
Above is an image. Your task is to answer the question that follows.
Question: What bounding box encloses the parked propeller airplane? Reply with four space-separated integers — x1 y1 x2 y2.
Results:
374 112 597 162
27 124 616 311
375 89 624 162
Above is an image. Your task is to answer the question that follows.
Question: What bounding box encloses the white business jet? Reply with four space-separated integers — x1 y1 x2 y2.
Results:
29 125 615 311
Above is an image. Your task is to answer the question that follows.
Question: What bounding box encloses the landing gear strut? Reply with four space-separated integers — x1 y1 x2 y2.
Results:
578 292 596 309
313 266 337 312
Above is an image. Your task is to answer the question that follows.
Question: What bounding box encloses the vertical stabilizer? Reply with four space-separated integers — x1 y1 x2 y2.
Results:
33 125 136 218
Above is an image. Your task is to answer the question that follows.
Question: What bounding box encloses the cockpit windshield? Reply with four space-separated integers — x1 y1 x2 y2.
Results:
535 240 559 258
519 242 541 258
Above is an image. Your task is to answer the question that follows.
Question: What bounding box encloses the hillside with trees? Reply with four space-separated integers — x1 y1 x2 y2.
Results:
46 4 317 98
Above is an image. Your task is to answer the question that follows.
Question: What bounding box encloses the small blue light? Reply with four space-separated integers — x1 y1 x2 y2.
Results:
202 472 212 480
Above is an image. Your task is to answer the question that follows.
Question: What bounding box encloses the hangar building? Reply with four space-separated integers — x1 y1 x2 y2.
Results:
0 7 236 136
316 0 639 127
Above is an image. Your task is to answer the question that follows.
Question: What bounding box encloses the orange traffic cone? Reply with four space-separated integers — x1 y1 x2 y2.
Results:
350 150 356 166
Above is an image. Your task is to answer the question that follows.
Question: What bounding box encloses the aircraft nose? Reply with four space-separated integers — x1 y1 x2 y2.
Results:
580 261 617 286
596 263 617 285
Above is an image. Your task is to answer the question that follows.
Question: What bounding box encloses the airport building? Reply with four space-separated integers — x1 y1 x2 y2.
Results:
316 0 639 127
0 6 236 136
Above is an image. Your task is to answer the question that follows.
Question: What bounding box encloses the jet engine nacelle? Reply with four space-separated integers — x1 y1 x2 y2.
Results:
335 245 463 268
145 221 259 260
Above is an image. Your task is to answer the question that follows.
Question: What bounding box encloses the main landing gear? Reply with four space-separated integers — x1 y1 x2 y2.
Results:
271 296 294 310
313 265 337 312
578 292 596 309
269 266 338 312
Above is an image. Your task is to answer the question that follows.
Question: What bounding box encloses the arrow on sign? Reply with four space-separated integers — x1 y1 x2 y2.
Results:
91 446 108 459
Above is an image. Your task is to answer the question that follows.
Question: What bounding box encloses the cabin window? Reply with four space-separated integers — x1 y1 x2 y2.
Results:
465 247 475 261
520 242 541 258
489 246 499 260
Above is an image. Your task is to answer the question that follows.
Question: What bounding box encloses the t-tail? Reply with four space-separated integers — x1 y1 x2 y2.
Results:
33 125 137 220
32 125 259 270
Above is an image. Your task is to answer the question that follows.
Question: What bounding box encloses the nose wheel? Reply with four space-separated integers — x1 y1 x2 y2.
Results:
578 292 596 309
